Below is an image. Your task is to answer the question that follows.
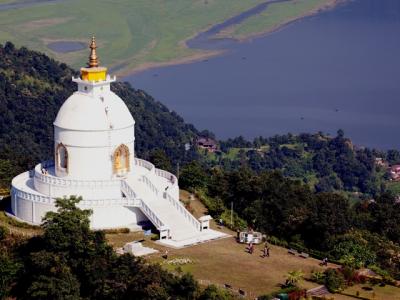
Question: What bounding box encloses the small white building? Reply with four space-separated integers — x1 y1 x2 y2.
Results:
10 37 226 248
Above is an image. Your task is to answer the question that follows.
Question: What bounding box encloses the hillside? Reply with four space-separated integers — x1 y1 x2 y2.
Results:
198 132 395 197
0 42 198 187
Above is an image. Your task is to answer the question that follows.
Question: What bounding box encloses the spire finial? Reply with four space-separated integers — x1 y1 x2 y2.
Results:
88 35 99 68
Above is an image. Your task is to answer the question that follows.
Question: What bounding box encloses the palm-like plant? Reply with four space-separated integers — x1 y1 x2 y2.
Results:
285 270 304 287
311 271 325 284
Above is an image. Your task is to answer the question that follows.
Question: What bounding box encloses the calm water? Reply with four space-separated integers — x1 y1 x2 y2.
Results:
47 41 86 53
0 0 63 11
128 0 400 149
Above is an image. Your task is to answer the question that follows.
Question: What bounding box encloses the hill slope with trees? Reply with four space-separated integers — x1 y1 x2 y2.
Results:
0 42 198 187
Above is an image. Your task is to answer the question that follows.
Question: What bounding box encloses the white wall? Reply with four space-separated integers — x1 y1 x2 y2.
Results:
88 206 147 229
54 126 135 180
33 175 123 200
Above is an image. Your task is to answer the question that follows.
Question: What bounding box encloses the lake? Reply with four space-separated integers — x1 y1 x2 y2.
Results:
125 0 400 150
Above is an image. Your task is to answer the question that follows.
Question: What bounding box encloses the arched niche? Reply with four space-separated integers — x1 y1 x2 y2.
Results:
113 144 130 175
56 143 68 172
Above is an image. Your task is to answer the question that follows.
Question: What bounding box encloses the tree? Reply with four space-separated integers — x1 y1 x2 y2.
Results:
285 270 304 287
333 240 376 268
42 196 93 255
303 193 351 249
199 285 233 300
23 251 81 300
386 149 400 165
179 161 207 190
149 149 173 172
11 196 205 299
0 253 20 299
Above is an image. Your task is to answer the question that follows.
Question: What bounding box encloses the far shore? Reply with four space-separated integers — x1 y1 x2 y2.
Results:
228 0 348 42
117 49 224 77
118 0 347 78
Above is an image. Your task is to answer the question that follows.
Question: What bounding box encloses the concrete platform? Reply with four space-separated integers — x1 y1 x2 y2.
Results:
123 241 159 256
156 229 230 249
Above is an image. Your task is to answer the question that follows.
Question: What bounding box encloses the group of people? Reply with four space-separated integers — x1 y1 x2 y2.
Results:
41 167 48 175
246 242 270 258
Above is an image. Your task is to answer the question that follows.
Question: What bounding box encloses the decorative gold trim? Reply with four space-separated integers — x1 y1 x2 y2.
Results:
113 144 130 175
88 36 99 68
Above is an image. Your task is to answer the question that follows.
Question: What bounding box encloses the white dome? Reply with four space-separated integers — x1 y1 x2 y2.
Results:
54 90 134 131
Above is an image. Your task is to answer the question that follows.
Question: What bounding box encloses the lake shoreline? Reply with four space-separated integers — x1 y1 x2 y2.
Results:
220 0 348 42
120 0 346 78
118 49 224 77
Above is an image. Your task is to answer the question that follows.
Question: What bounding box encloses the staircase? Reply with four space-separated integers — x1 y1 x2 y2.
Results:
307 285 329 297
121 175 202 242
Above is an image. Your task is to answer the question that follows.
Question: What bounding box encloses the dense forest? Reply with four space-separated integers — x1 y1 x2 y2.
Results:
201 131 396 197
0 42 198 188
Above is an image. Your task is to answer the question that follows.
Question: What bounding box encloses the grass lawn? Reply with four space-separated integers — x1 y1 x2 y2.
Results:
0 211 42 237
107 190 331 298
108 230 329 298
0 0 268 74
219 0 338 39
337 283 400 300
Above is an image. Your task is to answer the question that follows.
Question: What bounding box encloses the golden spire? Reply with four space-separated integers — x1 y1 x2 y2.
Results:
88 36 99 68
80 36 107 82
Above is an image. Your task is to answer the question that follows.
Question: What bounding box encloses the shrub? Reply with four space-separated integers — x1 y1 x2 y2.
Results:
311 271 325 284
267 236 288 248
324 268 345 293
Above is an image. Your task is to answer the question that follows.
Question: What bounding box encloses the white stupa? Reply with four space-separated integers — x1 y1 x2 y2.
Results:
10 37 226 248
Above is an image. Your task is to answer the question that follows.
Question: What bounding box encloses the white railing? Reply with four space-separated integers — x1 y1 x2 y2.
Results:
80 198 138 207
12 186 54 204
121 180 137 199
139 199 165 229
165 193 200 230
34 161 121 188
155 168 178 187
121 179 166 230
134 158 155 172
139 174 200 231
13 185 135 207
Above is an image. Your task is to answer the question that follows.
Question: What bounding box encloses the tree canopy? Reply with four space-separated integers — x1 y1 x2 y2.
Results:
0 196 233 299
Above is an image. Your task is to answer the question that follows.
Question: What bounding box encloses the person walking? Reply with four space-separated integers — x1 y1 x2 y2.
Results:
248 242 254 254
262 245 268 258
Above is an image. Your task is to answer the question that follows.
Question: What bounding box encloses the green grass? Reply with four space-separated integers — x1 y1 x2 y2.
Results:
339 283 400 300
0 0 268 73
219 0 335 39
0 0 339 75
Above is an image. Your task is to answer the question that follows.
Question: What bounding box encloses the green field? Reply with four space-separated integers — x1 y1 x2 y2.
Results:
0 0 336 75
0 0 268 74
218 0 337 39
